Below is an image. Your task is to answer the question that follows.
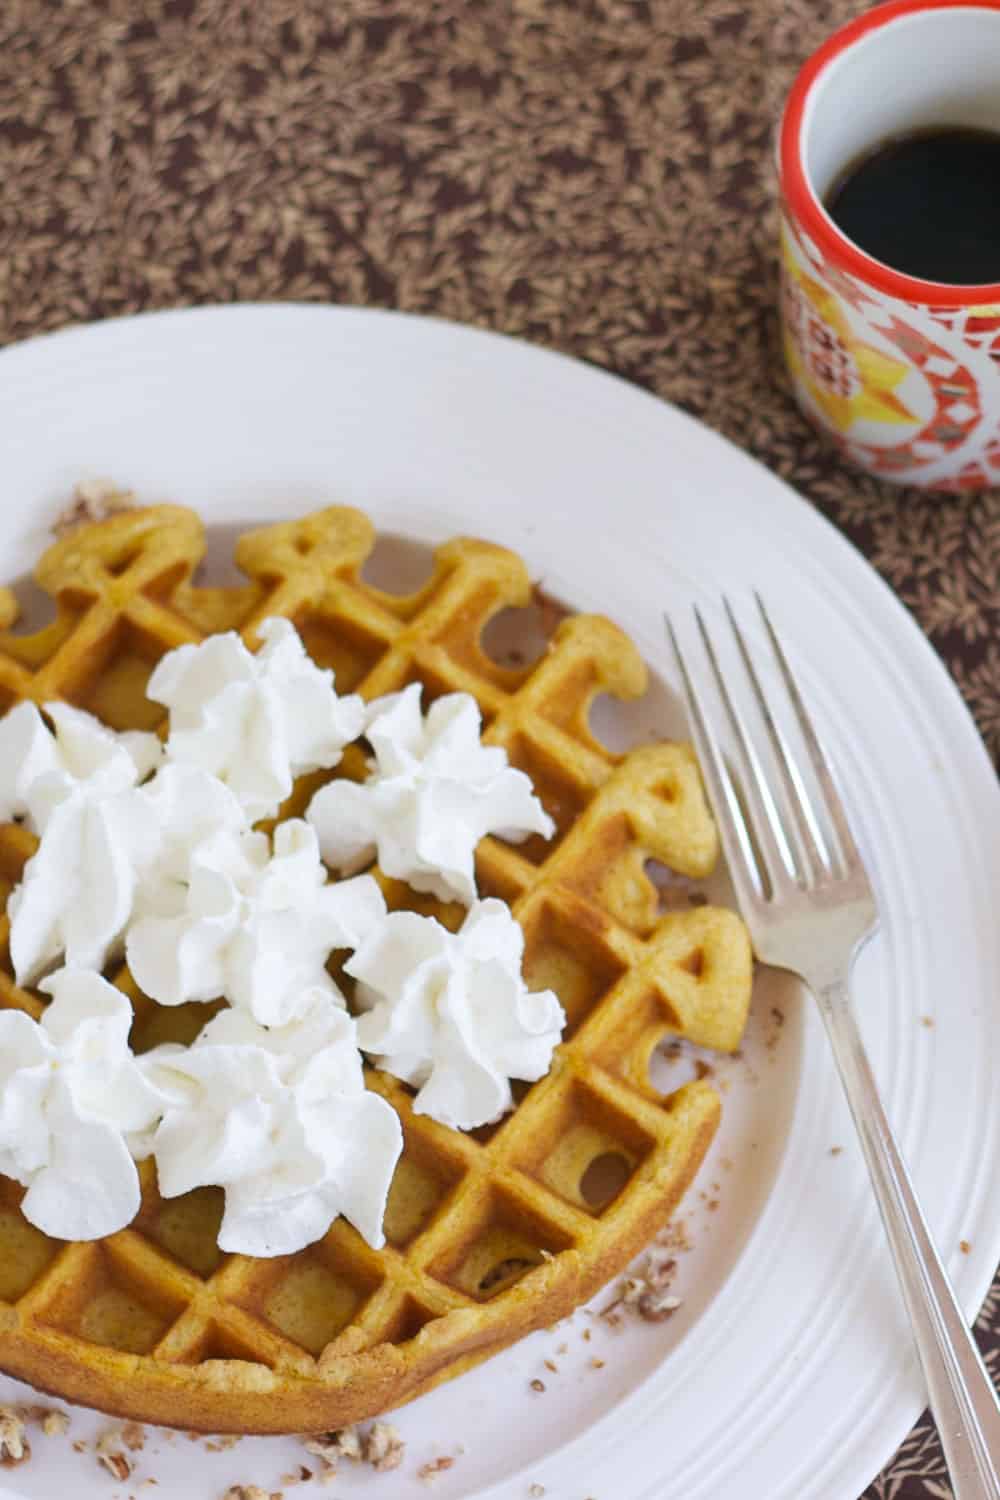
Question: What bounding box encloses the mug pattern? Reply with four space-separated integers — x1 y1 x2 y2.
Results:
781 214 1000 491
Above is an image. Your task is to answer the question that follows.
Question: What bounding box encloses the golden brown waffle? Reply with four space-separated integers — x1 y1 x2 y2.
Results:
0 503 753 1433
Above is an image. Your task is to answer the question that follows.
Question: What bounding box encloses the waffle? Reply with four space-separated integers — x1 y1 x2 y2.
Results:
0 503 753 1434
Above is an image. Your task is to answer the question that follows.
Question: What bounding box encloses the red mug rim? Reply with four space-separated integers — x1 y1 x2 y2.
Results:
779 0 1000 309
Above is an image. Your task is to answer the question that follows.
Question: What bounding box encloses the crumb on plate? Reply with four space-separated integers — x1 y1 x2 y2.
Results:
0 1408 29 1467
53 479 137 537
95 1427 134 1481
279 1466 313 1486
41 1410 70 1437
365 1421 404 1472
222 1487 282 1500
302 1421 403 1475
418 1456 456 1479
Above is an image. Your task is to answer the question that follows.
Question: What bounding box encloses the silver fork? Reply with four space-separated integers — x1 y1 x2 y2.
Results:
666 595 1000 1500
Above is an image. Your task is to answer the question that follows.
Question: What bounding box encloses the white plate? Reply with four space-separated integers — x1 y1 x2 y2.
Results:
0 305 998 1500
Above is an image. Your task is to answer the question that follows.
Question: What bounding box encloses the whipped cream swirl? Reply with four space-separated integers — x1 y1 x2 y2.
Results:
0 968 167 1240
0 700 161 829
136 761 250 887
307 685 554 905
147 618 365 822
141 991 403 1256
347 898 565 1131
127 818 386 1027
3 703 162 985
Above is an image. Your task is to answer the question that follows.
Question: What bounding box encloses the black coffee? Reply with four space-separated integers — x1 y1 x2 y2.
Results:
824 127 1000 285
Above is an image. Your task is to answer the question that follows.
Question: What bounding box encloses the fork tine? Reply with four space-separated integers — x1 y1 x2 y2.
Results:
754 594 861 877
692 605 797 896
723 597 831 884
665 614 769 914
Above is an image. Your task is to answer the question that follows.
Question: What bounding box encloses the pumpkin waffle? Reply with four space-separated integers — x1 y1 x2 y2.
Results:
0 503 753 1434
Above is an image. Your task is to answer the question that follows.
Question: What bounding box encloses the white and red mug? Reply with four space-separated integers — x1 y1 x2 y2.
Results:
779 0 1000 492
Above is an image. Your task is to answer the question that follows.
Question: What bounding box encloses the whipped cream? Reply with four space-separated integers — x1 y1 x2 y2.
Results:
127 818 386 1027
147 618 365 822
0 967 167 1240
0 702 63 823
346 898 565 1131
136 761 250 888
307 685 554 905
4 703 163 985
0 701 161 831
141 990 403 1255
0 613 568 1258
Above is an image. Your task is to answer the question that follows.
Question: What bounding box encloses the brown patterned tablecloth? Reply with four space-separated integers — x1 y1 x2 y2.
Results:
0 2 997 1494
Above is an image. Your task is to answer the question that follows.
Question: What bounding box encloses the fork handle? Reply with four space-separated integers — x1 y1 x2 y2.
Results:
818 975 1000 1500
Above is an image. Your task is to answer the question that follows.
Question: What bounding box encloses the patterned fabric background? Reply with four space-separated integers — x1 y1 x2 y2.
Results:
0 1 996 1494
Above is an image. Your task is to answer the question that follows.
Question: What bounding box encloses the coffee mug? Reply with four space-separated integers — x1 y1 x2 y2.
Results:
778 0 1000 492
